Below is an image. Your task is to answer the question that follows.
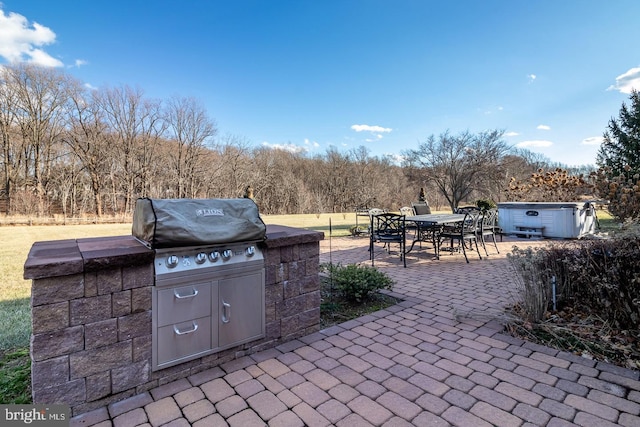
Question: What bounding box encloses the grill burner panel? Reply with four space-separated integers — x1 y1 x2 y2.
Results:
154 242 263 277
152 241 265 371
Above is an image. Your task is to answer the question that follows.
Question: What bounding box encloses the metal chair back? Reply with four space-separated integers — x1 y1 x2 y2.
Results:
412 202 431 215
370 213 406 267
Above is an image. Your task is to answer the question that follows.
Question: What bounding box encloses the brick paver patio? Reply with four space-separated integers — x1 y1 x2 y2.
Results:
71 235 640 426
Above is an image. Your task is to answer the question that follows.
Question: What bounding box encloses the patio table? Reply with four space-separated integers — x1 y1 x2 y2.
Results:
405 213 466 259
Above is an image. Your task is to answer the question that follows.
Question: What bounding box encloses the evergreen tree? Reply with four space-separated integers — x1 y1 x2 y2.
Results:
597 90 640 177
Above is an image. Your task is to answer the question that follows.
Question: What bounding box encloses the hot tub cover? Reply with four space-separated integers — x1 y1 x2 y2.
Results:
132 198 266 248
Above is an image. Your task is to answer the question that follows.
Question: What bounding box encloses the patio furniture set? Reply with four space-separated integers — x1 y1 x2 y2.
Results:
365 204 501 267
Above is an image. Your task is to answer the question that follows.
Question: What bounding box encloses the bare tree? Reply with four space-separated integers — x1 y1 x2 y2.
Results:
64 84 112 217
47 151 83 218
350 146 379 208
5 64 71 214
403 130 510 211
164 96 217 198
214 135 254 198
3 63 580 220
249 147 309 214
95 85 164 213
0 66 21 214
318 148 353 212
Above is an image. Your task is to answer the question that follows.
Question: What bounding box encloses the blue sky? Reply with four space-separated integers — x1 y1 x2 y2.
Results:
1 1 639 167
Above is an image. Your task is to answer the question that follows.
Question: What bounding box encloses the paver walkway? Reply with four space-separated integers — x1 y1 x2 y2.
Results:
72 236 640 426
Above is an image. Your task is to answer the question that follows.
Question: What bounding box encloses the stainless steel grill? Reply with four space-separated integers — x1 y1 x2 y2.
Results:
152 241 265 371
132 198 267 371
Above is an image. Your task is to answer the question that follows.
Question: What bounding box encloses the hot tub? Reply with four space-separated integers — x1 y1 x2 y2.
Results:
498 201 597 239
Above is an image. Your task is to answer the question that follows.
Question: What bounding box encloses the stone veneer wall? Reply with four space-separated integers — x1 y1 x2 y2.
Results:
24 225 323 416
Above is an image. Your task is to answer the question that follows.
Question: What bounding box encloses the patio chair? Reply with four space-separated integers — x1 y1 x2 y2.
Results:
455 206 480 214
370 213 406 268
411 202 431 215
364 208 385 235
400 206 417 237
477 208 500 256
437 211 482 263
399 206 415 216
492 209 504 242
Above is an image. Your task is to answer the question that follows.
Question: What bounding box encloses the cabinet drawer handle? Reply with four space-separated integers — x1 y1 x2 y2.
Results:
174 288 198 299
222 301 231 323
173 321 198 335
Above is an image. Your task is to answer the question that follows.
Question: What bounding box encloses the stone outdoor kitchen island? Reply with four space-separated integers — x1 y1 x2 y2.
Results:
24 224 323 416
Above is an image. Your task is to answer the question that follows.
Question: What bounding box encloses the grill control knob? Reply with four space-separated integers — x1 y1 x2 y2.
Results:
208 251 220 262
222 249 233 260
246 246 256 257
166 255 179 268
195 252 207 264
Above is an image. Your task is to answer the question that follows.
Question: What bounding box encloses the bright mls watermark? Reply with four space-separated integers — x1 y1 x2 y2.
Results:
1 405 69 426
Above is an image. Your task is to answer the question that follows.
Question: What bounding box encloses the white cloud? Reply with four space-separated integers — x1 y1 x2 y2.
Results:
364 134 385 142
582 136 604 146
28 48 62 67
607 67 640 94
351 124 392 142
73 59 88 68
261 141 307 154
528 74 537 83
0 9 63 67
516 140 553 148
504 131 520 137
304 138 320 148
351 124 392 133
537 124 551 130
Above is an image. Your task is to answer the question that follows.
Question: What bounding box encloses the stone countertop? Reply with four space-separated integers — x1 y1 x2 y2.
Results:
23 235 153 280
24 225 324 280
261 224 324 248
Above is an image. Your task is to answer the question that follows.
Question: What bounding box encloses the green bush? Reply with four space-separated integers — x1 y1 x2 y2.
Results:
508 225 640 329
321 263 393 303
475 198 497 211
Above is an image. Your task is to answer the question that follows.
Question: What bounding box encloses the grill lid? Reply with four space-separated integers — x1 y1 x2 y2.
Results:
132 197 266 249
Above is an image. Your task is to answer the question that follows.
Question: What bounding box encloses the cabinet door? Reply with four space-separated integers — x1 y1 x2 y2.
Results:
218 270 265 349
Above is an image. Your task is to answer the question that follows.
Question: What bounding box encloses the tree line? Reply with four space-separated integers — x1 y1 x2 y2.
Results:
1 63 593 219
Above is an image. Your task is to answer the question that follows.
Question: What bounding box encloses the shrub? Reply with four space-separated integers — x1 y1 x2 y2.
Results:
507 227 640 330
321 263 393 303
507 246 555 322
592 167 640 221
505 168 595 202
475 198 497 211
